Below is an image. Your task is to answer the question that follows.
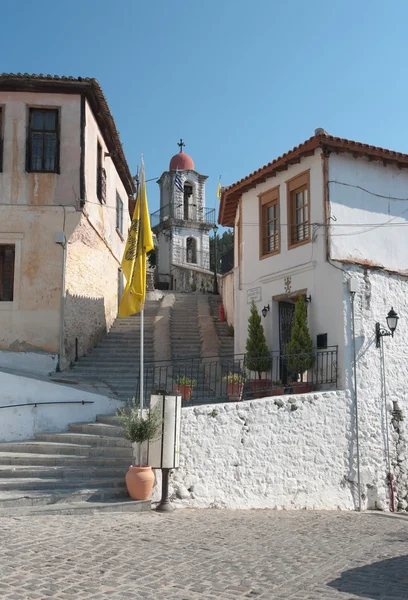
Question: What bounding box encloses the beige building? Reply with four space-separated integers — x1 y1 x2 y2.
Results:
0 74 134 372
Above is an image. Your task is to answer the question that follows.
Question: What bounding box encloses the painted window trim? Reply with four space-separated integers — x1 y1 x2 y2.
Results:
0 105 4 173
286 170 311 249
259 185 280 259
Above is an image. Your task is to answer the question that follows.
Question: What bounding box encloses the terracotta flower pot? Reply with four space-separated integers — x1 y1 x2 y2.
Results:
292 383 314 394
227 382 244 396
270 387 285 396
249 379 271 399
125 465 155 500
175 384 192 401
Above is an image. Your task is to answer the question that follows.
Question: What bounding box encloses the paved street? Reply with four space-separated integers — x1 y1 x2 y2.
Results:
0 509 407 599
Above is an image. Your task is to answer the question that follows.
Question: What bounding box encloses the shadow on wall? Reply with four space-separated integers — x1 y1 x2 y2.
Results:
63 291 107 366
328 553 408 599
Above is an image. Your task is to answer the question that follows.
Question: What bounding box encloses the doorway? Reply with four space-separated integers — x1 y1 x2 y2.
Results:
279 301 295 383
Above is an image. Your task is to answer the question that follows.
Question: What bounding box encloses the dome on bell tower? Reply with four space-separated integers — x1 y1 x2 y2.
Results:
169 139 195 171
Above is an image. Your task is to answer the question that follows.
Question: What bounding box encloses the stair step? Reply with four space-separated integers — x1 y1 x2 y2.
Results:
0 442 132 457
68 422 123 437
0 486 130 509
0 452 130 467
34 433 130 448
0 498 150 516
0 465 128 479
0 476 127 491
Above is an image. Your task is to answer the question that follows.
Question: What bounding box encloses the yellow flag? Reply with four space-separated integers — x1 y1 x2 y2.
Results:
119 164 154 317
216 178 222 200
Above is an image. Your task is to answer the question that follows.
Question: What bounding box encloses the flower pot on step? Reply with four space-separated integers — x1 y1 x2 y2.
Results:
292 382 315 394
249 379 271 399
270 387 285 396
175 384 192 401
227 382 244 398
125 465 155 500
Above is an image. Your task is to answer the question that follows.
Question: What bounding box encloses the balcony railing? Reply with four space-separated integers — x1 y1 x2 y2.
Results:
133 347 338 407
150 204 216 228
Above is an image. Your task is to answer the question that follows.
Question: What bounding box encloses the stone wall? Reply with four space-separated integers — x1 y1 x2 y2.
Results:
159 391 358 510
64 215 120 367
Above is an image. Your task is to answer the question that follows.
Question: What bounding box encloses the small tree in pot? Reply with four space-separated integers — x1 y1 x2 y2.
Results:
286 296 315 393
245 301 271 398
119 399 162 501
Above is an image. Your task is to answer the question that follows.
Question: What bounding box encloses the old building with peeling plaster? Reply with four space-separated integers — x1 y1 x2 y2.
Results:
0 74 134 372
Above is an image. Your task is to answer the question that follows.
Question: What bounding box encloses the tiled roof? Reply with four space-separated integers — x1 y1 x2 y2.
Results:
0 73 136 197
219 132 408 226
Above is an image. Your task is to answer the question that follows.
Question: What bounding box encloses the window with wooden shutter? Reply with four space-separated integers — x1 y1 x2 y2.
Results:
259 186 280 259
287 171 310 248
0 245 15 301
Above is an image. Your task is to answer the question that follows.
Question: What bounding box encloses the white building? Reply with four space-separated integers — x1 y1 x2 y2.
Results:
219 128 408 509
153 142 215 292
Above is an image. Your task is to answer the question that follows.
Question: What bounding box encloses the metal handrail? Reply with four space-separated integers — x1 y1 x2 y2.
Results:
0 400 94 410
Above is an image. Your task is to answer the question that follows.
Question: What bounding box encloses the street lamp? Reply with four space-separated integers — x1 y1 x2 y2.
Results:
262 304 270 318
375 307 399 348
213 224 219 294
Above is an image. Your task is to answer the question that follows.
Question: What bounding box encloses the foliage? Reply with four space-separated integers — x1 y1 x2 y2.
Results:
271 380 283 387
286 296 315 378
222 372 245 384
190 281 197 292
210 229 234 273
176 376 197 387
118 399 162 444
245 301 271 379
147 248 156 268
227 324 234 337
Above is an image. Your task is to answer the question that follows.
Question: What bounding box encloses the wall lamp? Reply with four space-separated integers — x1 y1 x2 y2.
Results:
375 307 399 349
262 304 270 318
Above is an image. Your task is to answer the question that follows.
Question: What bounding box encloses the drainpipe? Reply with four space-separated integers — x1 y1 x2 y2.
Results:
56 221 67 372
350 288 362 512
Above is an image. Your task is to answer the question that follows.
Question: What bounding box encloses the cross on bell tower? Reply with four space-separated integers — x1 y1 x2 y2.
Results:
177 138 185 152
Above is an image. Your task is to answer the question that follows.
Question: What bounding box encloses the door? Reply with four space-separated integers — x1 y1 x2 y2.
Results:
279 301 295 383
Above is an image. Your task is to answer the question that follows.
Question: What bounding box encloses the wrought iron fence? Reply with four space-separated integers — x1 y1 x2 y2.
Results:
134 347 338 407
150 205 216 228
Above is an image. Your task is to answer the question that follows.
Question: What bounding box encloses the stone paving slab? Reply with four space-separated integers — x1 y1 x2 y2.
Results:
0 509 407 599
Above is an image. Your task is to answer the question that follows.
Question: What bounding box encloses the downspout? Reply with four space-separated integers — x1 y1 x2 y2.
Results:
56 213 67 372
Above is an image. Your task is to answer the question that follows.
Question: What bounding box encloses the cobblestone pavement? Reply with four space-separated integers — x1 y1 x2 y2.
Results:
0 510 408 599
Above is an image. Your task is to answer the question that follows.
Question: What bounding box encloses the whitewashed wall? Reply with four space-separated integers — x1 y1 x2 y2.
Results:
0 371 122 442
329 154 408 271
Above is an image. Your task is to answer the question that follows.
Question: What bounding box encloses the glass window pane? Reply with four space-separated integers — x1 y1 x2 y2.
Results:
267 205 276 220
44 111 56 130
31 111 44 130
296 191 303 208
44 133 56 171
31 133 43 170
296 209 303 225
304 205 309 223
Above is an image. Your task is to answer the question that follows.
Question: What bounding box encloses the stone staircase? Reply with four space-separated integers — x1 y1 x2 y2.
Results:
0 414 150 515
66 298 159 401
170 293 202 360
208 294 235 357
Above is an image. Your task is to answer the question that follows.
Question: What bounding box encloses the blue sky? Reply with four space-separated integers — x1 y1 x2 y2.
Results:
2 0 408 215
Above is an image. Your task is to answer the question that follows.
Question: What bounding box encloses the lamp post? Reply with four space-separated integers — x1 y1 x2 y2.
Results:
375 307 399 348
213 224 219 294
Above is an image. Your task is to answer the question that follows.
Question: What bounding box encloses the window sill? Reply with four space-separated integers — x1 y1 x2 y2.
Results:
116 228 125 242
26 170 59 175
260 249 280 260
288 238 311 250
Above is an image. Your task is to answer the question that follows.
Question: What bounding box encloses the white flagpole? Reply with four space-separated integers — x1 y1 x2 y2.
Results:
139 158 145 422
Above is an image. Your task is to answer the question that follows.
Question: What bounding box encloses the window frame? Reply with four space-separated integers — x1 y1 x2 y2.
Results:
259 186 280 259
286 170 311 249
0 244 15 302
0 106 3 173
26 107 60 173
116 192 124 235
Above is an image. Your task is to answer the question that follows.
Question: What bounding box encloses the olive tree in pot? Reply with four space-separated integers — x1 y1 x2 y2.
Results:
286 296 315 393
119 399 162 501
245 301 271 398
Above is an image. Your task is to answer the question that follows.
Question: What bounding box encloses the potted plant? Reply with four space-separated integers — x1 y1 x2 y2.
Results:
222 372 245 399
245 301 271 398
270 380 285 396
286 296 315 393
119 399 162 501
175 376 197 401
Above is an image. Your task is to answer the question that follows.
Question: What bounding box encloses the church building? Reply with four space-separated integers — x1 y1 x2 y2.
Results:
151 141 216 292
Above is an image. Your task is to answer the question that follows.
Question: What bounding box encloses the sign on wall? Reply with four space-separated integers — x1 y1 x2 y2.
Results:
247 286 262 304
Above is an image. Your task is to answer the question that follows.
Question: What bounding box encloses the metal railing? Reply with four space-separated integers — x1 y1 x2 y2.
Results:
150 204 216 228
134 347 338 407
0 400 94 410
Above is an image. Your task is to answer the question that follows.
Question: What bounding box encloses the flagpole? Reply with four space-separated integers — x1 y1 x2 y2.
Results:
139 159 144 424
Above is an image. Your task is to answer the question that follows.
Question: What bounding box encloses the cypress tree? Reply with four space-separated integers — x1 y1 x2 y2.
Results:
287 296 314 378
245 301 271 378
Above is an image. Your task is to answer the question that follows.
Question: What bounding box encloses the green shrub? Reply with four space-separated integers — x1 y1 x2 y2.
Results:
286 296 314 379
245 301 271 379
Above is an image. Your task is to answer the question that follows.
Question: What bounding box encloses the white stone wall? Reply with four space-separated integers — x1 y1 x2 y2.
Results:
342 265 408 509
160 391 358 510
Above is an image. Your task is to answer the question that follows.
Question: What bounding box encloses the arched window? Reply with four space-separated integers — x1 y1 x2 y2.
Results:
183 183 193 220
186 237 197 264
